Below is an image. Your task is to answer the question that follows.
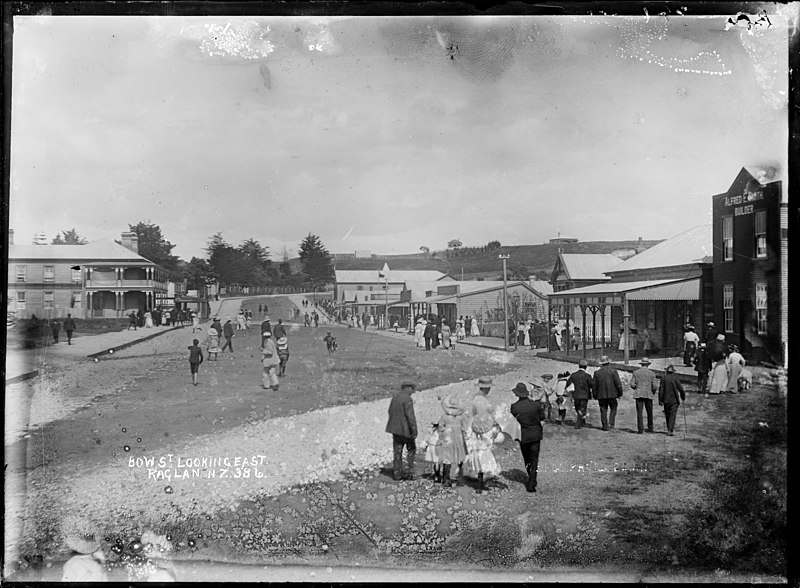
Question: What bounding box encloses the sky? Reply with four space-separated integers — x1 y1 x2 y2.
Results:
9 9 791 262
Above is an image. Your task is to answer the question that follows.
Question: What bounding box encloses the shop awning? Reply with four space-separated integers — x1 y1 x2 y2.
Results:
549 278 698 306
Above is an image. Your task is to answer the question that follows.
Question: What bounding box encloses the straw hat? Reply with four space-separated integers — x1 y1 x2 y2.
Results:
599 355 611 365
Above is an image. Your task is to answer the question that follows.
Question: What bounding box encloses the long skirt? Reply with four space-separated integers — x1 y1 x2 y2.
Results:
708 360 728 394
470 322 481 337
683 342 697 366
727 361 743 393
423 430 441 464
463 432 500 478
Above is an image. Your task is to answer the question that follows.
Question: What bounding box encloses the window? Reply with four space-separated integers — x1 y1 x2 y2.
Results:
756 283 767 335
16 265 26 282
71 292 81 308
356 285 364 291
723 284 734 332
755 210 767 258
722 216 733 261
647 301 656 329
16 291 26 310
71 267 82 282
43 265 55 282
44 292 54 308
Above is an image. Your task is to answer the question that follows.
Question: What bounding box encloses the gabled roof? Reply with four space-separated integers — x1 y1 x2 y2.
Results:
9 239 159 264
529 279 554 296
556 254 622 281
421 281 547 304
335 269 449 283
605 225 712 275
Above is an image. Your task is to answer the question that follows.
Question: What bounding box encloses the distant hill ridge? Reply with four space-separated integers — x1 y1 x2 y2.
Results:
330 240 664 279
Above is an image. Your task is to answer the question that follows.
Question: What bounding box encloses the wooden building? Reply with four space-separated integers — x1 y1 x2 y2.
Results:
711 166 787 366
8 230 168 319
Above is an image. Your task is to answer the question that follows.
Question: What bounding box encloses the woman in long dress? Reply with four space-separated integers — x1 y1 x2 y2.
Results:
725 345 745 394
708 337 728 395
144 310 154 328
414 319 425 347
441 321 452 349
470 316 481 337
523 321 531 347
436 395 469 485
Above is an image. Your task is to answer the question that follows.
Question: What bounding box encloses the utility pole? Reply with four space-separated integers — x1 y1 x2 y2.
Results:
499 254 510 352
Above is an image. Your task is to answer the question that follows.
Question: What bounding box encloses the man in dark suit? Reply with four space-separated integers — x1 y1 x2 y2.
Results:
593 355 624 431
510 381 547 492
386 381 418 480
566 360 594 429
658 364 685 436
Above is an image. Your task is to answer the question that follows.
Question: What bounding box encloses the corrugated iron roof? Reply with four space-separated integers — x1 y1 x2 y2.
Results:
626 278 700 301
549 279 683 297
9 239 159 264
559 254 621 280
606 225 712 274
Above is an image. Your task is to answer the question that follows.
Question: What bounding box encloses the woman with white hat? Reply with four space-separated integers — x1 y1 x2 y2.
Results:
434 395 468 486
463 391 502 494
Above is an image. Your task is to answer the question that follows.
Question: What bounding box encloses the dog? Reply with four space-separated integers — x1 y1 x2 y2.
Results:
739 368 753 391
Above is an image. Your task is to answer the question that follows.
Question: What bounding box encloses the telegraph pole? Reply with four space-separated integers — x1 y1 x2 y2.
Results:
499 254 510 351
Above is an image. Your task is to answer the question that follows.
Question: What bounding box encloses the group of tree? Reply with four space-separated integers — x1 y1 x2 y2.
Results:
46 223 337 292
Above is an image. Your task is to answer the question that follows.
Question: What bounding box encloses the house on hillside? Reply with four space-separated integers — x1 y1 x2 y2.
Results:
8 230 169 319
711 166 787 366
548 225 713 362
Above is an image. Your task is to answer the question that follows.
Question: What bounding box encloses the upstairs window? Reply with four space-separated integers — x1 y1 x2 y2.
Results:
44 291 54 308
16 291 26 310
43 265 55 282
755 210 767 258
16 265 26 282
71 267 82 282
722 216 733 261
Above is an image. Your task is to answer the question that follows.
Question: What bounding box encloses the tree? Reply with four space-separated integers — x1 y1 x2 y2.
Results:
52 228 88 245
184 257 211 291
129 221 181 278
298 233 334 288
507 260 530 281
486 240 501 250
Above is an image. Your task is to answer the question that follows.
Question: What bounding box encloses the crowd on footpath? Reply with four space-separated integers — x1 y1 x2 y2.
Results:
385 343 757 495
684 321 752 396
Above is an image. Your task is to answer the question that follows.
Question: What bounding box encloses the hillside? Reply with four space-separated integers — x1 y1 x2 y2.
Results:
329 240 663 280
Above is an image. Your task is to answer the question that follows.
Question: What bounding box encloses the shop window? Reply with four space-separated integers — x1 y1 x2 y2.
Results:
756 283 767 335
16 291 26 310
16 265 26 282
723 284 734 332
44 291 54 308
722 216 733 261
755 210 767 258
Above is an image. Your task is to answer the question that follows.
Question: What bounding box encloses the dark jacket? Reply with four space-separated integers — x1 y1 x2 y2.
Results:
510 398 546 443
566 369 593 400
593 365 623 400
261 320 272 334
658 373 685 406
423 324 435 339
223 322 235 338
64 317 76 331
693 348 712 373
708 340 727 363
273 323 287 339
386 390 417 439
187 345 203 364
705 327 718 344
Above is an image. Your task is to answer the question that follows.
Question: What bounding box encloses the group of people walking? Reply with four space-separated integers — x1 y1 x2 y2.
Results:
413 318 456 351
691 324 750 395
386 376 549 494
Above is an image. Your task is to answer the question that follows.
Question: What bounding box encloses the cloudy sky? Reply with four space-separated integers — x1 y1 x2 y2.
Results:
9 10 790 261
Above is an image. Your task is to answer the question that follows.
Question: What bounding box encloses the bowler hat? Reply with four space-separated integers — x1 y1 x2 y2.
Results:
599 355 610 365
511 382 529 397
640 357 652 365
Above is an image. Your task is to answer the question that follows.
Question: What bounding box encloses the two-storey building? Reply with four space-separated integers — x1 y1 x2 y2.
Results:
8 230 168 319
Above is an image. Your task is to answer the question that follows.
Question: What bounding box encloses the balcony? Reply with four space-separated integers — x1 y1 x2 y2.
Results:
85 278 167 289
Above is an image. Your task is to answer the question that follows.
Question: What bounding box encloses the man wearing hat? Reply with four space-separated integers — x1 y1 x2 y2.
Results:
221 317 236 354
510 380 547 492
593 355 623 431
261 332 281 390
630 358 658 434
693 343 711 395
386 381 418 480
566 360 594 429
658 365 685 436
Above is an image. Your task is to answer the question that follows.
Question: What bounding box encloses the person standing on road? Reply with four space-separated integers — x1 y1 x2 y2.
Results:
726 344 746 394
206 322 221 361
414 319 425 348
51 319 61 343
276 336 290 377
553 371 571 425
362 312 369 331
705 321 718 345
658 364 685 436
435 395 468 486
693 343 711 395
261 332 280 390
708 334 728 395
386 381 418 481
221 318 235 354
64 313 76 345
236 311 247 331
128 311 138 330
593 355 623 431
470 316 481 337
441 320 452 350
464 380 502 494
630 357 658 434
566 360 594 428
187 339 204 386
191 311 200 333
510 380 547 493
144 309 154 328
423 320 434 351
683 325 700 367
260 317 272 347
272 318 287 340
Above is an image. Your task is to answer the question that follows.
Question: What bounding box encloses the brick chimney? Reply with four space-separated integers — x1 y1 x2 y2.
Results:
9 229 13 246
121 231 139 254
635 236 645 254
